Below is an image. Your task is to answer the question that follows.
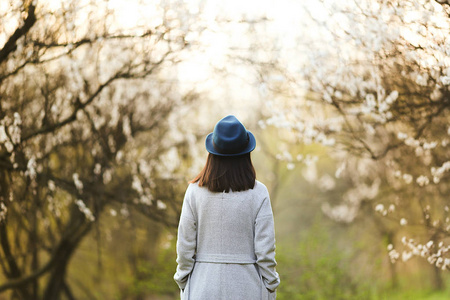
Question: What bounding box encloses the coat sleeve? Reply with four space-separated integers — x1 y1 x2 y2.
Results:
254 195 280 292
174 185 197 290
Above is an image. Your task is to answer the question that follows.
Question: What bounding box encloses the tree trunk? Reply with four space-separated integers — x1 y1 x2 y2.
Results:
0 172 31 300
429 233 445 290
432 265 444 291
42 248 71 300
30 193 39 300
388 256 399 289
63 280 76 300
386 233 398 289
42 218 92 300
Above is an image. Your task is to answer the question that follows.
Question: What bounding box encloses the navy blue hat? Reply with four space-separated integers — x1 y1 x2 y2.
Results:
205 115 256 156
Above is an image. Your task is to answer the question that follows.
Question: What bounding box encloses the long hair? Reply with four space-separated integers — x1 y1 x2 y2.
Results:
190 153 256 192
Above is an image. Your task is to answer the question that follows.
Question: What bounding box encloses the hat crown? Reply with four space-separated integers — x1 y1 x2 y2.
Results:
212 115 249 154
205 115 256 156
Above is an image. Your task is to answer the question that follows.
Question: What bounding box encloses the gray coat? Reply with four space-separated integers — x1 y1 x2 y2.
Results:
174 181 280 300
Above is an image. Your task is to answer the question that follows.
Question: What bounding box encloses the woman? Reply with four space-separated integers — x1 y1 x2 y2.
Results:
174 115 280 299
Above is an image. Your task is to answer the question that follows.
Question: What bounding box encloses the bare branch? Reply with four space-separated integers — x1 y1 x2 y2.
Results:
0 4 36 64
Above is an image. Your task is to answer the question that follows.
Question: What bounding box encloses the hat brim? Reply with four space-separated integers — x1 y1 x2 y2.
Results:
205 131 256 156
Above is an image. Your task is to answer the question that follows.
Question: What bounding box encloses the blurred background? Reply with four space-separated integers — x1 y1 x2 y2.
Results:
0 0 449 299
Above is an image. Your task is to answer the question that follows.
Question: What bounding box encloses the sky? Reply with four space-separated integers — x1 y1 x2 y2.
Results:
164 0 328 123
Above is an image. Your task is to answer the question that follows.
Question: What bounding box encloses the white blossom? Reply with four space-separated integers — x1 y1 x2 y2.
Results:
132 175 144 194
286 163 295 170
47 195 61 218
0 202 7 221
321 203 358 223
388 204 395 213
415 74 428 86
402 174 413 184
0 124 7 143
402 251 412 262
8 113 22 144
73 173 84 193
103 169 112 184
4 141 14 153
400 218 408 226
365 94 376 109
94 163 102 175
138 159 152 178
411 240 450 270
302 161 317 183
258 117 269 129
48 180 56 191
156 200 167 210
120 205 129 217
276 150 293 162
123 116 132 138
75 199 95 222
416 175 429 186
385 90 398 104
318 174 336 191
422 141 437 150
388 248 400 263
431 161 450 182
140 195 153 205
440 76 450 85
375 203 384 213
26 157 37 180
404 137 420 147
335 162 346 178
415 147 424 157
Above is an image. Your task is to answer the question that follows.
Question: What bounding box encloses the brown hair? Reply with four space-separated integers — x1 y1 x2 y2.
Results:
190 153 256 193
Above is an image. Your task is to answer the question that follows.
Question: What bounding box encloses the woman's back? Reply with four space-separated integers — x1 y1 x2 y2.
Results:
173 115 280 299
188 181 270 263
177 181 278 300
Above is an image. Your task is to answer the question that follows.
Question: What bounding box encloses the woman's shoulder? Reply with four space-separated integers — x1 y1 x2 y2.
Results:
185 180 269 196
186 181 200 193
253 180 269 194
185 181 209 196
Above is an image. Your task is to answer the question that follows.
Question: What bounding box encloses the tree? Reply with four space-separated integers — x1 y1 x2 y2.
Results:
0 0 201 298
260 0 450 289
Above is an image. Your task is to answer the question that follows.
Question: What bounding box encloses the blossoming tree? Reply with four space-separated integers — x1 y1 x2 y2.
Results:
260 0 450 288
0 0 202 298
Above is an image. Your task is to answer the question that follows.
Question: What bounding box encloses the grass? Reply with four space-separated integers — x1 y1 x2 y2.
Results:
376 290 450 300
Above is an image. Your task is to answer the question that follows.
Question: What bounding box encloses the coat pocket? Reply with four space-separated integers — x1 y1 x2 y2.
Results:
261 286 276 300
267 289 276 300
257 266 276 300
180 273 191 300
